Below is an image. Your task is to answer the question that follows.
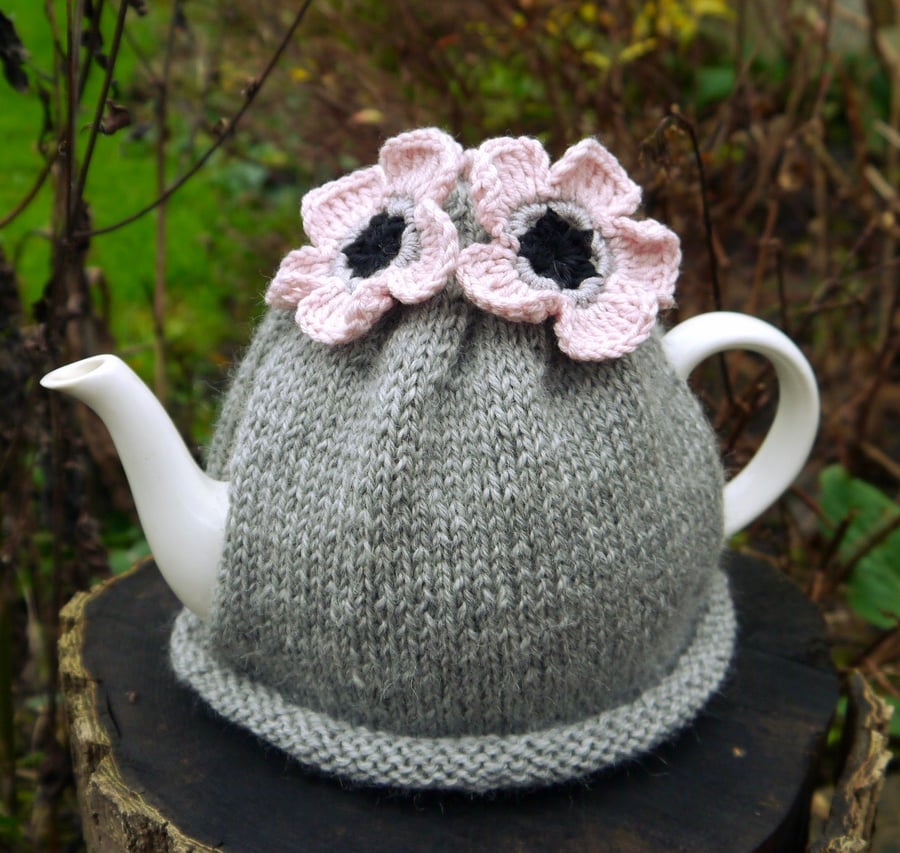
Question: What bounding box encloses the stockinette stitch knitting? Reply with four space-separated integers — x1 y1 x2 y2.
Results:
170 129 736 792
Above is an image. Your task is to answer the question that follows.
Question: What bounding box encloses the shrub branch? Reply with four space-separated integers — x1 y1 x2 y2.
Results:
76 0 315 240
73 0 130 218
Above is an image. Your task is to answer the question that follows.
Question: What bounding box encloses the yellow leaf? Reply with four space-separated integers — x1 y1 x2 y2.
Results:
692 0 735 20
290 67 311 83
619 37 657 63
350 108 385 125
582 50 611 71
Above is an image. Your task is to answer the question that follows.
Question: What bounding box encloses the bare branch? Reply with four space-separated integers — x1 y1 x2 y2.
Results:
77 0 315 240
44 0 66 73
77 0 105 99
644 111 736 409
152 0 183 402
645 111 727 314
809 0 835 121
63 0 84 237
73 0 130 216
0 154 57 229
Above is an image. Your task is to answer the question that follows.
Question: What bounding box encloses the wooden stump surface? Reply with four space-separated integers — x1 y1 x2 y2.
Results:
59 554 839 852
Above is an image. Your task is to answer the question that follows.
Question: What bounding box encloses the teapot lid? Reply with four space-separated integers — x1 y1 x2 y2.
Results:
170 129 735 792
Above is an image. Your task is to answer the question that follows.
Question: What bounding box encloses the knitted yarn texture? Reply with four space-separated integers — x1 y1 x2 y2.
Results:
170 130 736 792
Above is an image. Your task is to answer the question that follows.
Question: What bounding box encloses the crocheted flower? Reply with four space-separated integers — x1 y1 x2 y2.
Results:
266 128 463 344
457 137 681 360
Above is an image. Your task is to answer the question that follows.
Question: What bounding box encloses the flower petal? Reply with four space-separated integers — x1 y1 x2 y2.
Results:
300 166 387 248
457 242 562 323
379 127 463 203
295 277 395 344
607 217 681 308
467 137 554 237
265 246 334 310
554 276 659 360
386 200 459 304
550 139 641 222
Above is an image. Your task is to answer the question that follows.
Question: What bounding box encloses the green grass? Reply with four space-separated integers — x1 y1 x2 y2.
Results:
1 1 300 393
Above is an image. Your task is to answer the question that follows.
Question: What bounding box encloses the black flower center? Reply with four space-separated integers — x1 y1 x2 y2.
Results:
518 208 598 290
342 212 407 278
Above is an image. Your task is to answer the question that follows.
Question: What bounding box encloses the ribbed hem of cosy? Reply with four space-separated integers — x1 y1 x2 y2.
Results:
169 569 735 793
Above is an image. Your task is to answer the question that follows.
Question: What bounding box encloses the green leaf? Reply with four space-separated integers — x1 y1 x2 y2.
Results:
694 65 735 107
0 811 22 844
846 551 900 628
820 466 900 547
819 465 900 628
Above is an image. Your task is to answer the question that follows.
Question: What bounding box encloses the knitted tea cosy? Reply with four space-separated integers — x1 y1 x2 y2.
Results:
170 129 735 792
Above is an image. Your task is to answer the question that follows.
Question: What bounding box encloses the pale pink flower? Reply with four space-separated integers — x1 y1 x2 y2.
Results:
456 136 681 361
266 128 463 344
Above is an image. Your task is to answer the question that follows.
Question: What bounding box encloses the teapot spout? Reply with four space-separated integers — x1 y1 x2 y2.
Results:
41 355 226 618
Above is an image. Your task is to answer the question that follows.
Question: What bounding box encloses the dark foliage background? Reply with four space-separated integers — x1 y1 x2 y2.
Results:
0 0 898 847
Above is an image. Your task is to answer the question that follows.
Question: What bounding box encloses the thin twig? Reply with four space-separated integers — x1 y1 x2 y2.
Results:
657 113 725 310
721 380 766 455
809 0 835 122
773 240 790 334
73 0 130 217
77 0 315 240
811 126 830 291
64 0 83 236
810 509 858 600
789 483 824 519
0 154 57 230
860 442 900 483
821 510 857 568
77 0 105 99
858 628 900 673
732 35 809 224
748 198 780 314
649 112 736 410
44 0 66 71
860 48 900 447
152 0 182 402
827 512 900 594
43 0 65 165
854 332 900 453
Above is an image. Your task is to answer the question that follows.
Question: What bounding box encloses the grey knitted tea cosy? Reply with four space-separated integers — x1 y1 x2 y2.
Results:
170 129 735 792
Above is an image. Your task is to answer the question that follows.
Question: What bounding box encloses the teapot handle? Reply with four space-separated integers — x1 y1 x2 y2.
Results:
662 312 819 537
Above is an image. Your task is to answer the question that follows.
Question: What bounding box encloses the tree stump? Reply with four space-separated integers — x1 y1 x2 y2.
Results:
59 553 838 852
